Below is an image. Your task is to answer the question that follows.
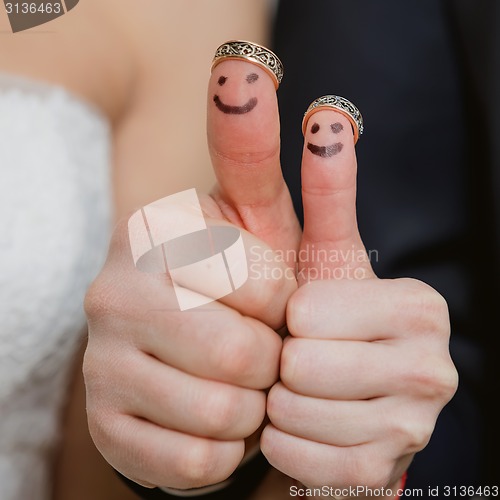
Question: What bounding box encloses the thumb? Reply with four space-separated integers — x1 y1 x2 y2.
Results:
207 41 300 258
298 96 375 285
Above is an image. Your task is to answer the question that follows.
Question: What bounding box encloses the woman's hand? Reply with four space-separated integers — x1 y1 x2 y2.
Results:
83 55 300 490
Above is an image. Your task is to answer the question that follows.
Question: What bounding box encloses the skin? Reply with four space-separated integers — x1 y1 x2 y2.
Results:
213 71 260 114
0 1 270 498
1 2 458 498
307 120 344 158
84 58 457 500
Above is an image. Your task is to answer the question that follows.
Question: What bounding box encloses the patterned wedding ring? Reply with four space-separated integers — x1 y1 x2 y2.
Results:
212 40 284 89
302 95 364 144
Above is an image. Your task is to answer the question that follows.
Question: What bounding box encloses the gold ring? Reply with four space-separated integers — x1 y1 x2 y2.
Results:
302 95 364 144
211 40 284 90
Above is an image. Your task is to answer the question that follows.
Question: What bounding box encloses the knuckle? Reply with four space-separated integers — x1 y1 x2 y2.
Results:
280 338 303 389
86 408 122 457
349 453 392 490
421 290 450 334
256 269 289 310
84 222 130 320
434 360 459 401
260 329 284 385
363 468 392 491
404 354 458 402
266 383 290 424
396 279 450 335
211 324 282 389
211 335 255 383
84 274 127 323
175 440 220 487
286 287 311 336
83 278 107 320
403 361 435 393
202 389 241 436
392 416 434 453
259 425 281 467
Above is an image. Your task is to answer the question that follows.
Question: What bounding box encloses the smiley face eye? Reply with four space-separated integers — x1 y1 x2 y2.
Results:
311 123 320 134
331 122 344 134
218 76 227 86
246 73 259 84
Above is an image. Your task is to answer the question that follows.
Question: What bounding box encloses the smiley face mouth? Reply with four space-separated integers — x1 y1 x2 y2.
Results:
307 142 344 158
214 95 258 115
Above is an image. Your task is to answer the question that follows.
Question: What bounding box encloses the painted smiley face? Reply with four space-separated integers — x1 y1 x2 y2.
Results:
307 121 344 158
213 72 260 114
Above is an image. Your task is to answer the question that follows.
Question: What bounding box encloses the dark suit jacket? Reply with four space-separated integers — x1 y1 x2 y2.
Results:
274 0 500 488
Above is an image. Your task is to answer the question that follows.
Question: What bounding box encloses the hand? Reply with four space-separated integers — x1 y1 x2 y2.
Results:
261 107 459 494
83 58 300 489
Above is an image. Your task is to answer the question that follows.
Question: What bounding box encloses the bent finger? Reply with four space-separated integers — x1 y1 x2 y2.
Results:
90 413 244 490
124 353 266 441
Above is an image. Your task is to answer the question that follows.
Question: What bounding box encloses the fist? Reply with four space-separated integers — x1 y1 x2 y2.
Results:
83 51 302 490
261 107 458 492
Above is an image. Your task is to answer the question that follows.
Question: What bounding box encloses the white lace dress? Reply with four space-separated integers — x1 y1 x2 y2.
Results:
0 73 112 500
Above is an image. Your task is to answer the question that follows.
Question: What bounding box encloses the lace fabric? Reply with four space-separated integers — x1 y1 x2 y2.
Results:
0 73 112 499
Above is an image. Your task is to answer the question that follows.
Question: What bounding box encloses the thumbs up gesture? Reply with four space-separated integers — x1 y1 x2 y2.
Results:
257 97 458 492
207 45 457 493
84 41 457 495
84 46 301 491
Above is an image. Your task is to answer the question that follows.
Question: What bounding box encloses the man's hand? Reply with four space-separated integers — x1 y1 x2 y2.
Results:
261 108 459 493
